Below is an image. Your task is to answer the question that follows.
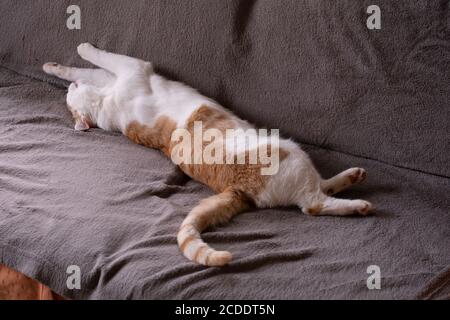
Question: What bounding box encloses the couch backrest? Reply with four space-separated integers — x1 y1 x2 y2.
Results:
1 0 448 177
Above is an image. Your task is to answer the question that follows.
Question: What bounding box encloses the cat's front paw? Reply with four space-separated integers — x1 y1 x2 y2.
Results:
77 42 95 56
42 62 60 75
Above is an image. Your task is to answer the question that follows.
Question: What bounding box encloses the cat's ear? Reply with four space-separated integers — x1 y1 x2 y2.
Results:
74 117 90 131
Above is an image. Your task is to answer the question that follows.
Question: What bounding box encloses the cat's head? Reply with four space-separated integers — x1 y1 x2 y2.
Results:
66 81 101 131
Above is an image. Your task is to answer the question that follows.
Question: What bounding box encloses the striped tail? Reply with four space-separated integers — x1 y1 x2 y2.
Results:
177 187 250 267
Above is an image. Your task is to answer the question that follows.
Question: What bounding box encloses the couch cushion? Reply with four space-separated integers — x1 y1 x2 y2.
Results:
0 67 449 299
0 0 449 177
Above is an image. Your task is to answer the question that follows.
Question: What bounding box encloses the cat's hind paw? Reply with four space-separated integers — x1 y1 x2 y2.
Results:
348 168 367 185
353 200 373 216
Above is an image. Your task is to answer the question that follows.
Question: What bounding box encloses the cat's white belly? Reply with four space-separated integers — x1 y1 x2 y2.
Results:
255 140 323 208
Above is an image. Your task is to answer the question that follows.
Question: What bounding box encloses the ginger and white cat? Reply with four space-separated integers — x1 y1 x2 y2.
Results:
43 43 373 267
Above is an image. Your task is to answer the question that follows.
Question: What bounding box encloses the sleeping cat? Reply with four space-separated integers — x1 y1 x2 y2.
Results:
43 43 373 267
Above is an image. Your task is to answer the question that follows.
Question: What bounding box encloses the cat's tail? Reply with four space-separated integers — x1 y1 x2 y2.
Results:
177 187 250 267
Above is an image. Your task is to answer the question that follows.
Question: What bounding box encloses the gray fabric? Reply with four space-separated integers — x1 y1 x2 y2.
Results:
1 0 449 177
0 0 449 299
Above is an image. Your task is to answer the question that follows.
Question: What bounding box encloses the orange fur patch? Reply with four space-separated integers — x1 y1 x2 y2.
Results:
125 116 177 157
179 105 288 198
177 187 251 266
179 235 196 252
306 204 323 215
125 105 288 201
186 105 237 133
194 245 209 262
190 187 252 231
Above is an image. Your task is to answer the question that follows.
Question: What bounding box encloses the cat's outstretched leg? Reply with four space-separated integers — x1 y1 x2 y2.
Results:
320 168 367 195
302 196 373 216
76 42 151 75
43 63 114 86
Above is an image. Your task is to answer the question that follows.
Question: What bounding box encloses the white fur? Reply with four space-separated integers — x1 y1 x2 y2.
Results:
43 43 373 217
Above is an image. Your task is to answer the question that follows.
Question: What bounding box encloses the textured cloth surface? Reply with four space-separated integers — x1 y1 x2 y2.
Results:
0 0 449 299
1 0 449 177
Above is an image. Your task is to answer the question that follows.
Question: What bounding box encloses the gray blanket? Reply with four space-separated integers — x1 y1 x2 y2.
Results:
0 0 449 299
